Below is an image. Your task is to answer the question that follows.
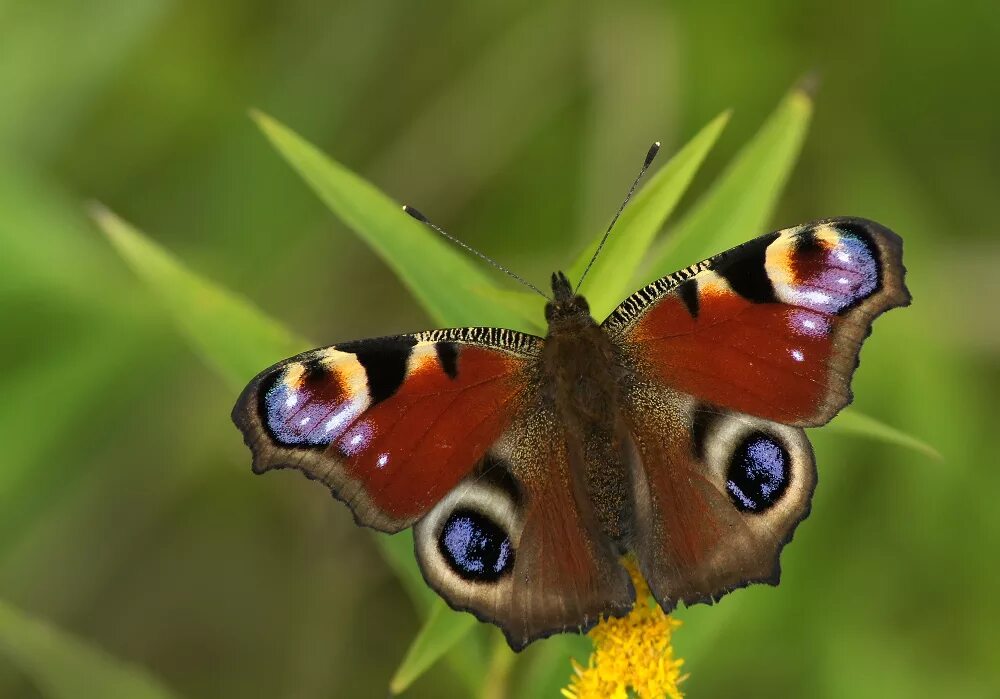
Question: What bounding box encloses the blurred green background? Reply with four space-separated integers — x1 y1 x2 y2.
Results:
1 1 997 697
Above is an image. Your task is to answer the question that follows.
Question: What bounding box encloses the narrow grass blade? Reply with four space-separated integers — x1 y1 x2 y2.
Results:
570 111 731 318
389 601 477 694
94 208 437 602
471 287 546 333
0 598 180 699
252 111 536 329
96 208 486 684
649 83 814 276
374 531 436 611
93 204 307 387
826 408 942 460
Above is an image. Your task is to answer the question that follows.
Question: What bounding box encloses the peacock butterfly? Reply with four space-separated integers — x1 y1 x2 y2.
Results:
232 143 910 650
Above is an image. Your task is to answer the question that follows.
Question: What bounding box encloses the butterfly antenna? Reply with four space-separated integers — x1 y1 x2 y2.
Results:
403 205 551 300
575 141 661 293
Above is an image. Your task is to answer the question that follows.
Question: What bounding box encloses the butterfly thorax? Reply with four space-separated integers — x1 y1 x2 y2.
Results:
542 271 633 544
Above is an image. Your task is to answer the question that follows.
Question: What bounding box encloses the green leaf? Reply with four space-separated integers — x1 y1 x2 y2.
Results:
252 110 536 330
0 598 180 699
569 111 731 318
92 204 307 388
94 206 436 602
470 286 545 333
649 83 814 276
374 531 436 611
826 408 942 460
95 208 486 688
389 601 477 695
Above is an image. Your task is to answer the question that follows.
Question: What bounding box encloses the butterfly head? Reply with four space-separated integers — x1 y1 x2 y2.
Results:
545 271 591 328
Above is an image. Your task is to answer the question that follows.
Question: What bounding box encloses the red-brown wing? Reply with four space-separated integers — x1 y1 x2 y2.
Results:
414 406 633 650
604 218 910 427
621 381 817 609
232 328 540 532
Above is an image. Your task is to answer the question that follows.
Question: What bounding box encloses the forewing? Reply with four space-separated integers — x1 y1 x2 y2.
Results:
413 406 634 650
604 217 910 427
622 380 816 609
232 328 540 532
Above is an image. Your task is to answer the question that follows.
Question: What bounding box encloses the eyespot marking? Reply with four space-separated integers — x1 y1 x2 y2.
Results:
260 358 368 447
438 509 514 582
726 432 790 512
768 224 880 315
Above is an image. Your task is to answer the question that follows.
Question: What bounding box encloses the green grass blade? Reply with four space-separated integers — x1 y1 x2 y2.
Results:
95 208 487 686
472 287 546 333
93 204 308 387
0 598 180 699
374 531 436 611
648 84 814 276
252 111 535 330
94 207 437 597
826 408 942 460
569 111 731 318
389 601 477 695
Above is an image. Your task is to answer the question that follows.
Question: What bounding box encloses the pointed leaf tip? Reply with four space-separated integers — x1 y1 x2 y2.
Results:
389 601 477 694
795 71 822 98
93 207 307 389
828 409 943 461
569 109 730 317
649 83 814 277
251 110 536 329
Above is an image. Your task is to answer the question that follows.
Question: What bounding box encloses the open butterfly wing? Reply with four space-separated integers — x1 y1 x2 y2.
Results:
232 328 539 532
607 217 908 607
413 405 633 649
621 388 817 608
605 218 910 427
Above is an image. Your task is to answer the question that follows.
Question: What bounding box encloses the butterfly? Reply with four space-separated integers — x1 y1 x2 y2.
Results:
232 145 909 650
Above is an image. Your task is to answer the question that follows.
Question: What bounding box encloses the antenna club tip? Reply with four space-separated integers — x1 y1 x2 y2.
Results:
402 205 429 223
644 141 661 167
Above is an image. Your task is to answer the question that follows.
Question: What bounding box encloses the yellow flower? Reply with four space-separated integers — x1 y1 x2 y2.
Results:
562 558 687 699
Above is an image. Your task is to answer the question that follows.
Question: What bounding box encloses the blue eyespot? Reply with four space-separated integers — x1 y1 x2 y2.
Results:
726 433 790 513
438 509 514 581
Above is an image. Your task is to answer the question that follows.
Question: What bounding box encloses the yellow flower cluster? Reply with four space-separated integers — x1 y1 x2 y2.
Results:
562 558 686 699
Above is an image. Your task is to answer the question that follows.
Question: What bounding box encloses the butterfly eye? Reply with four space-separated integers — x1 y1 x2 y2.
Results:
439 509 514 581
726 432 791 512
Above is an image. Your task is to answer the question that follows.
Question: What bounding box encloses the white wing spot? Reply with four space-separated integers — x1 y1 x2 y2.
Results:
324 407 352 433
797 290 831 306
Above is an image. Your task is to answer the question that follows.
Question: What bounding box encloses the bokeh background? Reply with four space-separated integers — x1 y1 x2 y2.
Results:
2 1 997 697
